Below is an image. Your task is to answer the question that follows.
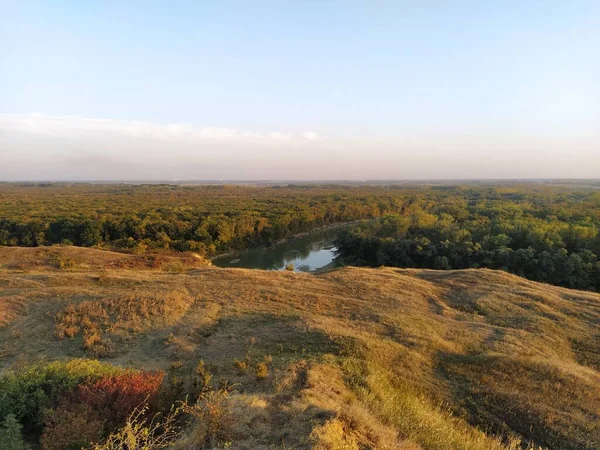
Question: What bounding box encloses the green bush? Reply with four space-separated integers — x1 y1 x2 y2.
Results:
0 360 183 449
0 359 122 429
0 414 30 450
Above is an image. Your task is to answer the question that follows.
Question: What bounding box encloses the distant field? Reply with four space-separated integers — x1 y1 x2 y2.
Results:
1 246 599 449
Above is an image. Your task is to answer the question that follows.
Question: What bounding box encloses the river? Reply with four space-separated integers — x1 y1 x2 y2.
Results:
212 227 341 272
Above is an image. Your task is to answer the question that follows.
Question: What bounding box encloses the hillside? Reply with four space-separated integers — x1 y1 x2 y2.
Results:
1 246 599 449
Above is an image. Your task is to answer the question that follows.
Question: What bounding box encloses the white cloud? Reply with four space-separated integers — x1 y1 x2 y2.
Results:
268 132 293 142
0 113 319 145
1 113 598 181
301 131 319 141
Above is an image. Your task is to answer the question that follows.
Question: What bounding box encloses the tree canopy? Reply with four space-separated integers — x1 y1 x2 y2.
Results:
1 183 600 291
334 187 600 291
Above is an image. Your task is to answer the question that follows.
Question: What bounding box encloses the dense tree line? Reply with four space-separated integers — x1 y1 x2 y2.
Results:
0 184 403 255
334 187 600 291
2 183 600 291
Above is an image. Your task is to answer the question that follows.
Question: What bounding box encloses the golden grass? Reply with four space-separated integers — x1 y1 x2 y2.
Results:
1 247 599 449
0 245 210 272
310 418 360 450
53 291 194 357
0 295 27 328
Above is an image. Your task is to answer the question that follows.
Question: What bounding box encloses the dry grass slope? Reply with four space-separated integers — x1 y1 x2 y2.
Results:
54 291 194 357
1 247 599 449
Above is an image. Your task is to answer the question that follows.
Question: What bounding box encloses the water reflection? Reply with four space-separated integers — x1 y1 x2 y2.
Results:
213 227 339 272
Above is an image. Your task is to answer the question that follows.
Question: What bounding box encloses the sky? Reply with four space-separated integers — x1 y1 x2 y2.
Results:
0 1 599 181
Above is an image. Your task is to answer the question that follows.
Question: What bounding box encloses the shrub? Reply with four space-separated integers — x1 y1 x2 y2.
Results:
182 389 232 448
234 358 248 375
133 242 148 255
40 402 104 450
50 253 76 270
76 371 165 430
255 362 269 380
82 331 103 348
193 360 213 394
58 258 76 270
157 372 185 410
161 260 185 273
0 359 122 429
38 369 165 449
82 333 116 358
91 404 181 450
0 414 30 450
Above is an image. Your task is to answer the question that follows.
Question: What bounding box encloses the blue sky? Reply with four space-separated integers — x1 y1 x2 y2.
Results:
1 1 599 180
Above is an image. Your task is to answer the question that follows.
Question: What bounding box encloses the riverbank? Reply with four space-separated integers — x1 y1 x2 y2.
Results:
210 220 358 262
312 260 340 274
212 223 352 271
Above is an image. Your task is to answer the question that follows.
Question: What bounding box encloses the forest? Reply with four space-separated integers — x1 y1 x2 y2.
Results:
0 184 398 254
334 186 600 291
1 183 599 291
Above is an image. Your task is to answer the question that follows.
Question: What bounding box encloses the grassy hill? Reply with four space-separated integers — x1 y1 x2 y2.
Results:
1 246 599 449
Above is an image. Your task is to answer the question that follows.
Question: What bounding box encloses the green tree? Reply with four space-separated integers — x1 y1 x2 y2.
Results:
0 415 30 450
80 220 103 247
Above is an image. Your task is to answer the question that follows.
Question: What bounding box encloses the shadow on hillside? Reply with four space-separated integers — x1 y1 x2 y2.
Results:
435 351 598 450
195 313 341 367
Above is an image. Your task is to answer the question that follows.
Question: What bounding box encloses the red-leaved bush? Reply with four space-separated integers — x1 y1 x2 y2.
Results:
41 370 164 450
76 370 165 429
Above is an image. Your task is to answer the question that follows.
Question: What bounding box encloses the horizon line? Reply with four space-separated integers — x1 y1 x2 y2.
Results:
1 178 599 184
